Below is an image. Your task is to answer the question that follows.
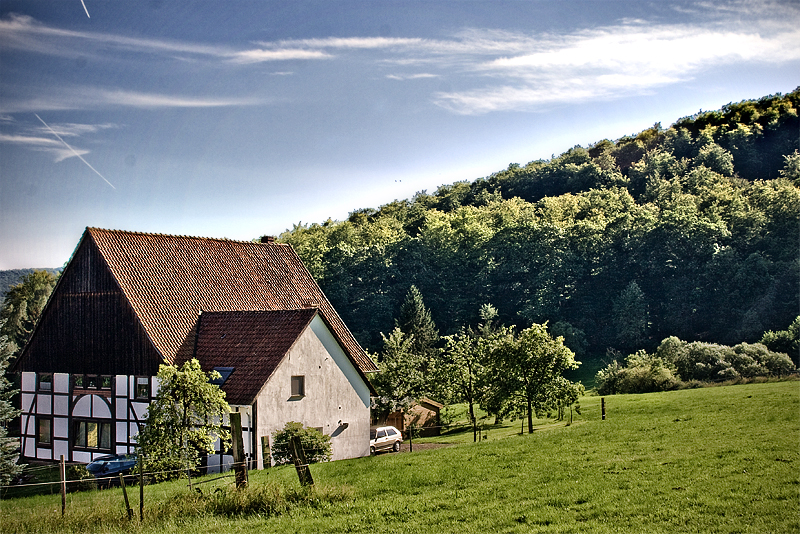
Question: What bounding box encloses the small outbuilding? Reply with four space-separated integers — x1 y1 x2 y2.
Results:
383 397 443 437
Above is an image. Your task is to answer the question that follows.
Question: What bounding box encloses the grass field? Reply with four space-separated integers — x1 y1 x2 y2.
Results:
2 380 798 533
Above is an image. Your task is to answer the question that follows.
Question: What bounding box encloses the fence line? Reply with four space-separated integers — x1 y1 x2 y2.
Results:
0 460 249 491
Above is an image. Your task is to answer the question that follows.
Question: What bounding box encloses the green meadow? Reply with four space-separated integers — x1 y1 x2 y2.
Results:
2 380 798 533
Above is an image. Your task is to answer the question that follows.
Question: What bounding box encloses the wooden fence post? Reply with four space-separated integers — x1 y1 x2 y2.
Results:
261 435 271 469
230 411 248 488
601 397 606 420
138 454 144 521
60 455 66 517
119 474 133 520
289 436 314 486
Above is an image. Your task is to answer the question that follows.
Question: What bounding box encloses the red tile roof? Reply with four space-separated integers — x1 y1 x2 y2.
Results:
194 309 318 405
84 228 378 376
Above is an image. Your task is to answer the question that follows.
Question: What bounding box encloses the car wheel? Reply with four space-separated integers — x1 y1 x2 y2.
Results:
392 441 400 452
370 446 375 455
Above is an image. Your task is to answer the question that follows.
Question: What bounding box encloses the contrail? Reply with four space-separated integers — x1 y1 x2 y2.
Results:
80 0 90 18
35 114 115 190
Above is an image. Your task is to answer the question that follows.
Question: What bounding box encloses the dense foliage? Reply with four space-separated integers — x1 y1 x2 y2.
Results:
0 270 58 361
279 90 800 359
595 329 796 395
136 359 231 481
270 422 332 466
0 321 23 486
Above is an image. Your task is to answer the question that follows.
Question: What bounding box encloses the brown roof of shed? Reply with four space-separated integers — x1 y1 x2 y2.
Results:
194 309 317 405
84 227 378 375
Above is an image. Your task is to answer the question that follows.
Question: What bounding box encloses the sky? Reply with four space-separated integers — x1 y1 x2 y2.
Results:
1 0 798 269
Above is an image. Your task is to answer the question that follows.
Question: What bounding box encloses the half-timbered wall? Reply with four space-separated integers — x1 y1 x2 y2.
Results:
19 372 157 463
19 372 255 469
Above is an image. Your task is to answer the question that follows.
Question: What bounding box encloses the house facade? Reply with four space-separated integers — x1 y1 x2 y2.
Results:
14 228 377 469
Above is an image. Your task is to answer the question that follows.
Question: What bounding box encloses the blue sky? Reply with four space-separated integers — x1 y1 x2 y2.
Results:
1 0 798 269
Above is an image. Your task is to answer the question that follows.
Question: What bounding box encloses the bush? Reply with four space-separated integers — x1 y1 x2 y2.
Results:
270 422 332 466
656 337 796 382
595 351 680 395
760 316 800 367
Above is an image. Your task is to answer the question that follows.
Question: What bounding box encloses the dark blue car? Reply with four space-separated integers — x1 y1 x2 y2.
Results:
86 454 138 485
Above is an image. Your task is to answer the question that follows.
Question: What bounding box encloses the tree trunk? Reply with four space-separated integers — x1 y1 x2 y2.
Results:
527 398 534 433
469 403 477 442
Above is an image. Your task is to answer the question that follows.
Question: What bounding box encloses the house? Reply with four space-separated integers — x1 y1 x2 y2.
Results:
13 228 378 469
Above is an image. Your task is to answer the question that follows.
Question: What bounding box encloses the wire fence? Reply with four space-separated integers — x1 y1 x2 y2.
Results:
0 459 250 491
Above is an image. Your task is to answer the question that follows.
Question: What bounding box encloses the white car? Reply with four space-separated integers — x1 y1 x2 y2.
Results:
370 426 403 454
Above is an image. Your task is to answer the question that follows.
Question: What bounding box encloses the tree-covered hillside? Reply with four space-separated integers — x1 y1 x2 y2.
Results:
279 90 800 358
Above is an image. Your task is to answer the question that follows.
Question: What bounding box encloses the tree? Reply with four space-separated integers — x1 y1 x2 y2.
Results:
0 322 23 487
487 324 580 433
270 422 331 466
370 328 426 416
442 329 485 442
136 359 230 481
441 304 500 442
0 270 58 359
612 281 649 350
396 285 439 357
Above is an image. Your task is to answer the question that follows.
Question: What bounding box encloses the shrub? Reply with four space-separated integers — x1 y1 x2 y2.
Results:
596 351 680 394
595 360 624 395
760 315 800 367
270 422 331 466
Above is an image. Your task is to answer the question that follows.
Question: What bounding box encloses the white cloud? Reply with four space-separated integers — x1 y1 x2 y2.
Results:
0 88 260 113
0 132 88 161
228 48 332 64
93 89 259 108
434 22 800 114
386 73 439 80
34 122 119 137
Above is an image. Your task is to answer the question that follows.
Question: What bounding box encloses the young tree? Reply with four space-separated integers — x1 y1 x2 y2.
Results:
270 422 331 466
370 328 426 417
487 323 579 433
0 270 58 359
0 323 23 486
442 329 485 442
136 359 230 481
441 304 500 442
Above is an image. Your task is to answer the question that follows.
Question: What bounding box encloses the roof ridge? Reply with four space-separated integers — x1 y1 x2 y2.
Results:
87 227 287 246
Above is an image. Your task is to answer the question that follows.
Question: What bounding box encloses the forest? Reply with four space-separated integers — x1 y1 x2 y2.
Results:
278 89 800 364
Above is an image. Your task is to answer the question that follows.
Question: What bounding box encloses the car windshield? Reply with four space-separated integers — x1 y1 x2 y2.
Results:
370 429 377 439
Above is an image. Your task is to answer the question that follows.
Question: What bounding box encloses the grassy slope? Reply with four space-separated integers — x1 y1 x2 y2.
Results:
2 381 798 533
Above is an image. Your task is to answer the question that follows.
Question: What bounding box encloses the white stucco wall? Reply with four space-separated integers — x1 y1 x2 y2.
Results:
254 315 371 466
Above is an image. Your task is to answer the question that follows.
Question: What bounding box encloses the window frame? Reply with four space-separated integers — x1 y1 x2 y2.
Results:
72 419 113 452
134 377 150 400
37 417 53 447
290 375 305 398
38 373 52 392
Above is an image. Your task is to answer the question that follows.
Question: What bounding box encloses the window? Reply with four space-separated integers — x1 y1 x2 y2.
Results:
38 373 52 392
386 428 397 437
86 375 98 389
73 374 85 388
376 429 386 439
37 418 52 446
135 377 150 399
73 420 112 450
100 376 113 390
291 376 305 397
